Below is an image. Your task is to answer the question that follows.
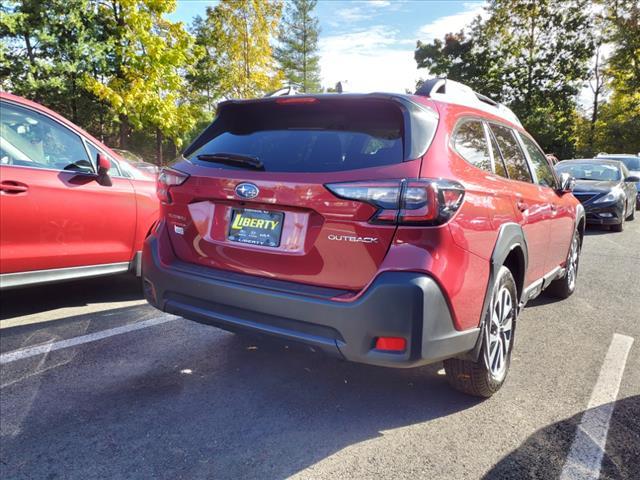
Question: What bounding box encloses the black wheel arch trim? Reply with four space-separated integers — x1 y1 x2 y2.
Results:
463 222 528 362
575 202 586 242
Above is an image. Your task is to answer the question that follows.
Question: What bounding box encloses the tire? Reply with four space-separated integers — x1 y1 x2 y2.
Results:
444 266 517 398
627 204 635 221
611 218 624 232
546 229 581 299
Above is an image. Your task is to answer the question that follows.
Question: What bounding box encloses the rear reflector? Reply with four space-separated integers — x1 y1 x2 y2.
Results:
325 179 464 225
375 337 407 352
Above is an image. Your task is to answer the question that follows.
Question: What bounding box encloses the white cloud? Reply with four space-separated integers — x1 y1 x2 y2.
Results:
319 26 419 93
417 2 486 43
333 0 398 25
318 2 489 93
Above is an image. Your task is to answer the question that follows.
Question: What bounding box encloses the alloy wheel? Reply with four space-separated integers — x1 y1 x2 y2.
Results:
485 286 514 381
566 234 579 291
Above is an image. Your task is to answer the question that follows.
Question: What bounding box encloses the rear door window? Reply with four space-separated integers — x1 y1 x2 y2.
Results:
452 120 492 172
490 124 533 183
187 100 405 173
487 129 508 178
520 134 557 188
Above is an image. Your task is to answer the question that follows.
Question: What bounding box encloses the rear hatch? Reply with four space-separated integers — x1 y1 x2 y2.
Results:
163 95 438 292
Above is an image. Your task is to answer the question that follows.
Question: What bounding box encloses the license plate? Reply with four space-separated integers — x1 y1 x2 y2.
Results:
228 209 284 247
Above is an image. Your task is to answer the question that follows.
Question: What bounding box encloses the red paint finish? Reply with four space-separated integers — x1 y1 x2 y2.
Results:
0 92 159 274
163 160 421 291
151 93 579 332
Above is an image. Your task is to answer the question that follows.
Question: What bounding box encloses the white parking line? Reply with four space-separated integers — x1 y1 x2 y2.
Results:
0 299 149 330
560 333 634 480
0 315 177 365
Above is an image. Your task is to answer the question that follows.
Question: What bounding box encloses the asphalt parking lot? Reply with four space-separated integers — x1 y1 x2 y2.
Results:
1 221 638 480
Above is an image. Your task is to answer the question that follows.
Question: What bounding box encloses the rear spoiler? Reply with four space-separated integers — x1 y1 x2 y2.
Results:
183 94 439 162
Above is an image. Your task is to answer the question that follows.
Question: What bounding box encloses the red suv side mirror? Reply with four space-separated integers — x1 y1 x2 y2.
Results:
97 153 111 175
96 153 112 186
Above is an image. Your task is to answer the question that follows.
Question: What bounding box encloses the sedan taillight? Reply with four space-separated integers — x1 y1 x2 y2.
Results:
157 167 189 204
325 179 465 225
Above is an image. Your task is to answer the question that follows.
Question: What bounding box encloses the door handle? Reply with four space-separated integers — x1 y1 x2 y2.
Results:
550 203 558 213
516 200 528 212
0 181 29 194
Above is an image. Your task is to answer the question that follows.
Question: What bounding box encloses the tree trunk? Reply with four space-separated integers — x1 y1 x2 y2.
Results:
302 15 307 92
588 48 602 155
71 75 78 124
119 114 128 149
156 128 164 166
525 15 536 115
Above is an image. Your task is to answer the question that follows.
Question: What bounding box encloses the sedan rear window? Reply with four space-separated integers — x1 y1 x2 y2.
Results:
186 99 405 173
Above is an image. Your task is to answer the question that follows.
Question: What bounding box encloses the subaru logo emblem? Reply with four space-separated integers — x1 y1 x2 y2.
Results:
235 182 259 199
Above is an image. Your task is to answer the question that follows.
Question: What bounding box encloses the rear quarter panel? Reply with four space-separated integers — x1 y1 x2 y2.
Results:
407 101 523 330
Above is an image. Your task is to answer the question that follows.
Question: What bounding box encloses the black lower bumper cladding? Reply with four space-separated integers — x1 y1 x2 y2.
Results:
142 225 479 368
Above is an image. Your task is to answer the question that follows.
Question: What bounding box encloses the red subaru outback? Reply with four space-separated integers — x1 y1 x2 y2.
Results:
143 79 585 397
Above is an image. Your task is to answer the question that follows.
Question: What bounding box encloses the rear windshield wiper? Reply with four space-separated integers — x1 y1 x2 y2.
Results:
196 153 264 170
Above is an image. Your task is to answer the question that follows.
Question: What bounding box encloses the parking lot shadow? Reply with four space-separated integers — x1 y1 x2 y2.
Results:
483 395 640 480
584 224 615 236
0 327 483 479
0 274 143 321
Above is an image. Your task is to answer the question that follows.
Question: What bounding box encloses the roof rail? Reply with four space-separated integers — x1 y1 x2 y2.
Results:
415 78 522 127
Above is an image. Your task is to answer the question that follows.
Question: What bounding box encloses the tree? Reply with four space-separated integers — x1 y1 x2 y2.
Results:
275 0 321 93
188 12 225 113
414 24 503 99
196 0 283 100
84 0 200 163
414 0 594 157
0 0 108 129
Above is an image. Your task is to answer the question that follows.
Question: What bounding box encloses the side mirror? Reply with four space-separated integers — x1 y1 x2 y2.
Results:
96 153 112 186
97 153 111 175
558 172 575 193
625 175 640 183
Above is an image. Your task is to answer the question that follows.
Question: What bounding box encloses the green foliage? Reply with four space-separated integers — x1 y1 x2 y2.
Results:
574 0 640 156
275 0 321 93
1 0 310 163
415 0 595 157
415 26 502 99
0 0 108 129
194 0 283 100
84 0 199 153
188 12 225 113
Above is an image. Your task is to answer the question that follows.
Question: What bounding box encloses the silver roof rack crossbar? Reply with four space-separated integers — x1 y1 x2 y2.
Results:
415 78 522 127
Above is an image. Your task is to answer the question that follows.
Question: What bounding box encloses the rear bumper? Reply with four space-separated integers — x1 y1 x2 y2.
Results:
142 230 479 368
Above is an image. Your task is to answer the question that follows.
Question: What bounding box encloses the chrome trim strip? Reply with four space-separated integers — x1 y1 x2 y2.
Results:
0 262 130 289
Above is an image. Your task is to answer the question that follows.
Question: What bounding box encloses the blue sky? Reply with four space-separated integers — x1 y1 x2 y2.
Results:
169 0 485 92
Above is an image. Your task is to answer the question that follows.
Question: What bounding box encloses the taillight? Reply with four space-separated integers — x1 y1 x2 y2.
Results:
157 167 189 204
325 179 464 225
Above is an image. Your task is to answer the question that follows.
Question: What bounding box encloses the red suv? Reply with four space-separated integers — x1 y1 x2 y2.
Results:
0 92 159 289
142 79 585 397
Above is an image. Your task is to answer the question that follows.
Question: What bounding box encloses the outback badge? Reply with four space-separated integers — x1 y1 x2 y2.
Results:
235 183 259 199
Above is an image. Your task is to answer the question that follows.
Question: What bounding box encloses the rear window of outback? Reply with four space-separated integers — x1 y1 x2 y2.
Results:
186 99 406 173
